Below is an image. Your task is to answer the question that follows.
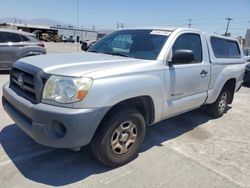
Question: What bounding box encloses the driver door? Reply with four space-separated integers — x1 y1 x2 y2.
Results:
163 33 210 118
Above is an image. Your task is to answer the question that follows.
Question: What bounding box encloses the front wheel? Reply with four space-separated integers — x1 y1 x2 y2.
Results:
207 88 230 118
90 107 146 167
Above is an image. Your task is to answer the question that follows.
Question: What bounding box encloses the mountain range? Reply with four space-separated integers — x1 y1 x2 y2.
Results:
0 17 71 27
0 17 115 33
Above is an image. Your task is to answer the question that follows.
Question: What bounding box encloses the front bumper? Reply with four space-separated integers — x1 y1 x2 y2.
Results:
0 62 13 70
2 83 109 148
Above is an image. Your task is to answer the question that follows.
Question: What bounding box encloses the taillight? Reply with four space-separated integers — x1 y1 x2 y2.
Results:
37 43 45 48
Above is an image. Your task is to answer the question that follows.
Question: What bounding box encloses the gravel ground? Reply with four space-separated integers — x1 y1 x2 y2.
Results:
44 42 81 53
0 43 249 187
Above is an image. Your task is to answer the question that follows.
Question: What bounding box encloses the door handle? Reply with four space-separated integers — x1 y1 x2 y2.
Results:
200 70 208 77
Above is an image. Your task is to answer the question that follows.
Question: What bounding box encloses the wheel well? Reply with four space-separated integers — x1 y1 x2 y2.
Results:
101 96 155 126
223 78 236 104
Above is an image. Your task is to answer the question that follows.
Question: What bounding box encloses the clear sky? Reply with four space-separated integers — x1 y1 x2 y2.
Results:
0 0 250 37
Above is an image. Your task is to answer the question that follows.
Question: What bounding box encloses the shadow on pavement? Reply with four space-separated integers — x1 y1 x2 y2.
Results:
1 108 220 186
243 83 250 88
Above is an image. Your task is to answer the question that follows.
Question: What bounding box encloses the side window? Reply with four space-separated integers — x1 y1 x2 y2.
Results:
21 35 30 42
172 33 202 63
210 37 228 57
0 31 11 42
7 33 22 42
211 37 241 58
0 32 22 43
227 41 240 57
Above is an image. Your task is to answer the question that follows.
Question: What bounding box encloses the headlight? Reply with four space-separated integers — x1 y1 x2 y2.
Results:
42 75 93 103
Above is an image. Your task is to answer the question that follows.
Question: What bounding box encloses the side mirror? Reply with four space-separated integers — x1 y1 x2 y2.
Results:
171 49 195 65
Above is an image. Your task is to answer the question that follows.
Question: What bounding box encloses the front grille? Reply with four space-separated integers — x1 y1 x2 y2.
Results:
10 67 36 103
9 62 48 104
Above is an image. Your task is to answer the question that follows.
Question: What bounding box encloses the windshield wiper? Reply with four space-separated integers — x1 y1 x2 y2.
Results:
88 50 99 53
89 51 130 57
106 52 129 57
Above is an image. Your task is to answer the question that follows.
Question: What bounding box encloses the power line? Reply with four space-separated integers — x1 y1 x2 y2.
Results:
82 16 248 37
86 17 249 29
233 16 250 19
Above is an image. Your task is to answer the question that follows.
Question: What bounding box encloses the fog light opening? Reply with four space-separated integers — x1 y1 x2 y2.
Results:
53 122 66 137
45 121 67 138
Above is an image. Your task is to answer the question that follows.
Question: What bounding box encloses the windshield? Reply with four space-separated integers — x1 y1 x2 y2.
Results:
88 29 170 60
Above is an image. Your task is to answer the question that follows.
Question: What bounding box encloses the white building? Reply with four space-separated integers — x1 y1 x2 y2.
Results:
51 26 97 42
0 22 98 42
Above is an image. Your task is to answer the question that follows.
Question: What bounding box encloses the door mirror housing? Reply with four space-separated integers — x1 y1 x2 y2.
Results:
170 49 195 65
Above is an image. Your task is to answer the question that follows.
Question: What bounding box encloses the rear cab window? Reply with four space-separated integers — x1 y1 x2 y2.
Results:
210 37 241 58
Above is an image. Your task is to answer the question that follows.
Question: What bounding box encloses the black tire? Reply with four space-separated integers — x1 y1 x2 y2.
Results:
90 107 146 167
207 87 230 118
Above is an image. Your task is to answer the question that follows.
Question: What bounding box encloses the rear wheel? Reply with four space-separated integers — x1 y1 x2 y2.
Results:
207 88 230 118
90 107 146 167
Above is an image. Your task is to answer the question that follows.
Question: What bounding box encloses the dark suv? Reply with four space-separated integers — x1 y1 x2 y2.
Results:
0 29 46 70
244 57 250 84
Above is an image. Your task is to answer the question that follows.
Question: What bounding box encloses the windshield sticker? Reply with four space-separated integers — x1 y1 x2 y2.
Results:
150 30 171 36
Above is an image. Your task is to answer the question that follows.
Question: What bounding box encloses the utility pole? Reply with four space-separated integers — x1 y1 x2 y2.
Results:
120 23 124 29
116 22 124 30
77 0 79 29
225 18 233 36
187 19 192 28
216 28 219 35
14 18 16 28
76 0 80 51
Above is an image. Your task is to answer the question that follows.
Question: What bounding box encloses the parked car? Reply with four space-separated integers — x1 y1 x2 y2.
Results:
63 37 75 43
2 28 245 167
81 40 96 51
243 57 250 83
0 29 46 70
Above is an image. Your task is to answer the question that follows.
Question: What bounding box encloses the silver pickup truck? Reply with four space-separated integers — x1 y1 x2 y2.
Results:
2 28 245 167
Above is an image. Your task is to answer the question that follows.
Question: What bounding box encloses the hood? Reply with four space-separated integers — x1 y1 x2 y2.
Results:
18 52 149 77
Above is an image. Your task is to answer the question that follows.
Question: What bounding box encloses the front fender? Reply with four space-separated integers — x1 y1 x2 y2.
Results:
75 72 165 123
